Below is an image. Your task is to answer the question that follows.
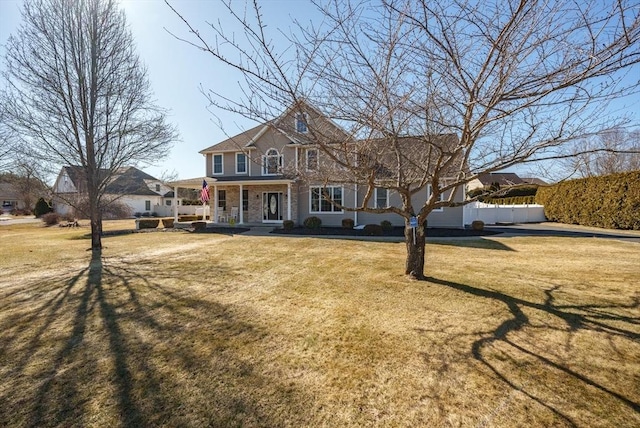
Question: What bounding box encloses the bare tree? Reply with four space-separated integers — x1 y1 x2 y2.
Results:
567 128 640 177
168 0 640 278
4 161 48 212
1 0 177 250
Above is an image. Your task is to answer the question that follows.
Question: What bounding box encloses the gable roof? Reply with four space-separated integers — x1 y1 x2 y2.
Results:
475 172 525 187
199 123 267 153
57 166 163 196
520 176 548 186
199 100 350 153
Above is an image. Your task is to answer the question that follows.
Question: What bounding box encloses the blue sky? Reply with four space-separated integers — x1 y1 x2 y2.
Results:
1 0 638 181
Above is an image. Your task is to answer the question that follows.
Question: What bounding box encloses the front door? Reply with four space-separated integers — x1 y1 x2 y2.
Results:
263 192 281 221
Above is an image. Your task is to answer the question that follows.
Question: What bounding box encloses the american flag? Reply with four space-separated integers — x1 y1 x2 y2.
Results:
200 179 210 203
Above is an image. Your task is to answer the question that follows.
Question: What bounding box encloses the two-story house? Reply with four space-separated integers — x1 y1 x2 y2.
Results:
53 166 178 218
175 102 465 228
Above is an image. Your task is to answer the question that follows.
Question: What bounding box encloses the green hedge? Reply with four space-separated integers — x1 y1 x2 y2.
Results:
535 171 640 230
483 195 536 205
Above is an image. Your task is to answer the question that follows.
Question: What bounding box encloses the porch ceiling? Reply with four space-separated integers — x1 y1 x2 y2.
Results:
167 177 214 189
168 176 294 189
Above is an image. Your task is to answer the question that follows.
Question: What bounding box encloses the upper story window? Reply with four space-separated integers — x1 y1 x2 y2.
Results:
236 152 247 174
212 154 223 175
305 148 318 171
295 113 308 133
427 183 445 212
155 184 161 192
262 148 283 175
374 187 389 209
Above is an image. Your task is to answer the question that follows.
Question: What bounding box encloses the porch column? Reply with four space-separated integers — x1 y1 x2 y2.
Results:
239 184 244 224
287 182 292 221
173 186 178 222
214 185 219 223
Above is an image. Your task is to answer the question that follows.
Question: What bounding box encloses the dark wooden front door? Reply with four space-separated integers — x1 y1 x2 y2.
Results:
264 192 280 221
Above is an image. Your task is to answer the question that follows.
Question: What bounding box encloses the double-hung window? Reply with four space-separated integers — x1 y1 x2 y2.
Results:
427 183 445 212
212 154 223 175
236 153 247 174
295 113 308 133
374 187 389 209
218 190 227 211
310 186 343 213
306 148 318 171
242 189 249 211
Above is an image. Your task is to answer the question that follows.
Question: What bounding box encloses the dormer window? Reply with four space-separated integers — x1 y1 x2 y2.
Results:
262 148 283 175
155 184 161 192
295 113 308 133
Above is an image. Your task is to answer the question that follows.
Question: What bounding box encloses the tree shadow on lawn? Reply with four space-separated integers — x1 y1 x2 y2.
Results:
0 250 311 427
422 276 640 426
428 237 515 251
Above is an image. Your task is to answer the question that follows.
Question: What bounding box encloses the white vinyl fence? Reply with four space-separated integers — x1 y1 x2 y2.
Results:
463 201 546 225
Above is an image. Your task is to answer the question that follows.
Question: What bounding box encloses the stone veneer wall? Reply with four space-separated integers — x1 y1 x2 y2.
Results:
215 184 297 224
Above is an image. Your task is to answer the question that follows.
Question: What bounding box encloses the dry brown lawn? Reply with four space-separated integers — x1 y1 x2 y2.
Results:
0 220 638 427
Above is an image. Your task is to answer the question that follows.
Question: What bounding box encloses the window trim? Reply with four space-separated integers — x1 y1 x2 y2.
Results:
262 148 283 176
427 183 445 212
309 185 344 214
374 187 389 209
212 154 224 175
235 152 247 174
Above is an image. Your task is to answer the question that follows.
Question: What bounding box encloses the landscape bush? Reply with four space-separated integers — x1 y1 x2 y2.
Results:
161 218 174 228
34 198 53 217
11 208 32 216
192 221 207 231
536 171 640 230
41 212 60 226
137 219 159 229
363 224 383 236
179 215 198 222
303 216 322 229
282 220 295 230
380 220 393 232
471 220 485 231
341 218 354 229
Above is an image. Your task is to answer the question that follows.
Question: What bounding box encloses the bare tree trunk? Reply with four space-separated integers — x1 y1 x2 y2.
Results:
90 208 102 250
404 222 426 280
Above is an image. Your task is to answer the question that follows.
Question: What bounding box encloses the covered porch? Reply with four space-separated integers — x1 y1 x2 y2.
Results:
167 176 296 226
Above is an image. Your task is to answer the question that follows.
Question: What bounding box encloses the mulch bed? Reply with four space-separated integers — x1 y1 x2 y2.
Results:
271 226 499 238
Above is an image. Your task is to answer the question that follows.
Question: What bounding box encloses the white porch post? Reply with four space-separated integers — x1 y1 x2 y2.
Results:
173 186 178 222
287 182 292 221
239 184 244 224
214 185 219 223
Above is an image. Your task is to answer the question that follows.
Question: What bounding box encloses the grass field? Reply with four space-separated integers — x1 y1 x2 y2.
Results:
0 220 638 427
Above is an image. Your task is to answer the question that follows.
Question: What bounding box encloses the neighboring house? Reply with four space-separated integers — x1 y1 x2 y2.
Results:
176 102 465 227
520 176 548 186
52 166 178 218
0 181 25 212
466 172 526 192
